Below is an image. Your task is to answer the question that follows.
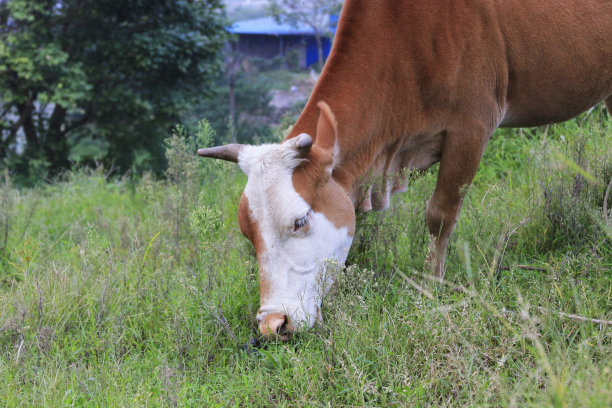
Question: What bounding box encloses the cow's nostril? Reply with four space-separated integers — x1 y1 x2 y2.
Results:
269 314 287 334
260 313 292 340
277 316 288 334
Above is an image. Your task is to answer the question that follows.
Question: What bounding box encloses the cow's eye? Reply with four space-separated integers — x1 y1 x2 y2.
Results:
294 210 311 231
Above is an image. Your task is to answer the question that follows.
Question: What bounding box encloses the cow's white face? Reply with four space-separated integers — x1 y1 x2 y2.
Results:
237 135 355 339
198 102 354 340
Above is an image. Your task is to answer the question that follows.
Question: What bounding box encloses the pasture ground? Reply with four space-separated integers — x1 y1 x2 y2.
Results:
1 106 611 407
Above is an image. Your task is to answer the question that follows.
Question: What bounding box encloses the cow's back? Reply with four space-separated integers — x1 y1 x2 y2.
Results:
495 0 612 126
314 0 611 136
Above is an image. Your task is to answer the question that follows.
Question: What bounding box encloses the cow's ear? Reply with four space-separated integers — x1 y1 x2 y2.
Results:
314 101 339 166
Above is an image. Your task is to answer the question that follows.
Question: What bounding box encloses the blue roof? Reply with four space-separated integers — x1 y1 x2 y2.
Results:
228 16 328 36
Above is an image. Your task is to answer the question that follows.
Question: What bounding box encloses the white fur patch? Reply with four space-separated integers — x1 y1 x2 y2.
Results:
257 211 353 329
238 142 353 329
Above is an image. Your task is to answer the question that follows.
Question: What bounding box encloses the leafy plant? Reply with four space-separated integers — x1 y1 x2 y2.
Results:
0 0 228 181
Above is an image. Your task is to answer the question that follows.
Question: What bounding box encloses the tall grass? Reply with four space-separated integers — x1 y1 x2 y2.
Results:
0 106 610 407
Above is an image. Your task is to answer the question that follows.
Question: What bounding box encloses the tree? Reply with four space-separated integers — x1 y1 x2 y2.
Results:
190 53 275 146
0 0 228 181
268 0 342 70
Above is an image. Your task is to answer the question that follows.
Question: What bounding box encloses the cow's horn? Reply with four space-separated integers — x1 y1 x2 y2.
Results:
294 133 313 157
197 144 244 163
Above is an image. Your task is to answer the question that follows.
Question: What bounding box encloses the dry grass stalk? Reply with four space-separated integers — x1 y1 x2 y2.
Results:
604 177 612 225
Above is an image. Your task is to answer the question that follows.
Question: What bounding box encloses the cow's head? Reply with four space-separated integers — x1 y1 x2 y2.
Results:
198 102 355 340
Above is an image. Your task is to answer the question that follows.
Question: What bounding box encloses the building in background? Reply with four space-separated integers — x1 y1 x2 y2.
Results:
227 16 337 68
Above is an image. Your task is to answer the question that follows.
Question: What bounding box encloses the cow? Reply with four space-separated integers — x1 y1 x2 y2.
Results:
198 0 612 339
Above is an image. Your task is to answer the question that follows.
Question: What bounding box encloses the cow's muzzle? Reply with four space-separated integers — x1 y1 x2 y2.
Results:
258 312 294 341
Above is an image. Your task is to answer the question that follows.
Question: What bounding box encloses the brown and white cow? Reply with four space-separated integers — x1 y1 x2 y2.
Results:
198 0 612 339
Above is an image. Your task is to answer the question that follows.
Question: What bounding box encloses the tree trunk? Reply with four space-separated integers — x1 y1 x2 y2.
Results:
0 130 10 159
15 101 38 149
228 73 236 143
45 104 69 173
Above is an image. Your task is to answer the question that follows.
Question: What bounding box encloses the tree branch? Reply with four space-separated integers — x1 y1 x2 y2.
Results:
1 104 12 118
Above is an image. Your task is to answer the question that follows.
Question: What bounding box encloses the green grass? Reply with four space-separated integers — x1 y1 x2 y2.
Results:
0 106 611 407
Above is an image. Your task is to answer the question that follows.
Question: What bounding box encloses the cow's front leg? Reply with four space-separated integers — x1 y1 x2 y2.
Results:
425 125 492 278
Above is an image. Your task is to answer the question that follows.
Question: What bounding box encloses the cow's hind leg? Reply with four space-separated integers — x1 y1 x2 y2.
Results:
425 124 492 278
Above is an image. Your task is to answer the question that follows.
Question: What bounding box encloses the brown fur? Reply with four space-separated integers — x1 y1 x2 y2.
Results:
238 196 272 303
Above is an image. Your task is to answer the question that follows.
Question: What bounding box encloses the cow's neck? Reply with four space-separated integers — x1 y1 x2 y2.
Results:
285 2 444 210
287 63 430 210
287 80 415 210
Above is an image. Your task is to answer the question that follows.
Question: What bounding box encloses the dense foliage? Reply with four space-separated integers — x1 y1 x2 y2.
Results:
0 0 228 181
0 106 610 406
